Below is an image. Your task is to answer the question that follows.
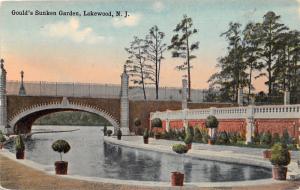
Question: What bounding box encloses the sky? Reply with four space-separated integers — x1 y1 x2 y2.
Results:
0 0 299 91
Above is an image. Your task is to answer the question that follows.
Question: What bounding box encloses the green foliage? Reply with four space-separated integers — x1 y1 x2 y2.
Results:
145 25 167 100
281 129 290 144
168 14 199 100
134 118 141 127
270 143 291 166
172 144 188 154
205 115 219 129
103 126 107 136
193 127 203 143
34 111 110 126
260 131 272 145
184 129 193 145
125 36 151 100
217 131 230 144
143 129 149 138
272 133 281 144
201 129 210 143
15 135 25 152
151 118 162 128
107 130 113 136
0 132 5 143
52 140 71 161
208 11 300 103
117 129 122 137
229 133 238 144
187 126 194 137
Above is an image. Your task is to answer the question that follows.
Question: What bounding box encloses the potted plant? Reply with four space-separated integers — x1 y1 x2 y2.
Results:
143 129 149 144
270 143 291 180
117 129 122 140
0 131 6 149
205 115 219 145
263 149 272 159
184 129 193 149
171 144 188 186
151 118 162 139
15 135 25 159
103 125 107 136
52 139 71 175
107 130 113 137
134 118 141 135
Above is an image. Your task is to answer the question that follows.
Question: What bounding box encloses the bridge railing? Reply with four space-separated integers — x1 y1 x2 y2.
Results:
7 80 208 102
150 104 300 120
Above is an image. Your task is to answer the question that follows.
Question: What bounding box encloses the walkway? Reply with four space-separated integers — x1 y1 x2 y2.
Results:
1 137 300 190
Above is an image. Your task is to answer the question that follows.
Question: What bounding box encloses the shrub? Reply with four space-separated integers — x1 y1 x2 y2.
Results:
184 130 193 145
200 128 209 143
117 129 122 137
15 135 25 152
187 126 194 137
143 129 149 138
0 132 5 143
205 115 219 129
103 126 107 136
252 130 260 144
260 131 272 146
52 140 71 161
107 130 113 136
176 128 186 141
229 133 238 144
281 129 290 144
134 118 141 127
151 118 162 128
172 144 188 154
270 143 290 166
217 131 229 144
193 127 203 143
272 133 281 144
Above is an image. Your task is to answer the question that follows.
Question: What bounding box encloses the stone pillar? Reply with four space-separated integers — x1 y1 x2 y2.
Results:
120 65 130 135
209 107 217 138
237 88 243 106
0 59 7 134
183 108 189 130
246 105 255 144
19 70 26 96
165 110 170 132
284 90 290 105
165 119 170 132
182 79 188 109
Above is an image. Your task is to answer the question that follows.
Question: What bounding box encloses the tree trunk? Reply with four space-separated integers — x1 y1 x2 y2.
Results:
185 23 191 101
155 31 159 100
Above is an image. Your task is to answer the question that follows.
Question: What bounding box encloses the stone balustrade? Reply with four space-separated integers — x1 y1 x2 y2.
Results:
150 104 300 144
151 104 300 120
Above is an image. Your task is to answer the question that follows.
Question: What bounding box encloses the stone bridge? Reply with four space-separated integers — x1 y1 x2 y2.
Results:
0 60 231 135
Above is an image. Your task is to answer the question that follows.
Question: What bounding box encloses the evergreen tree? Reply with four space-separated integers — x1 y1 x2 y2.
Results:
168 15 199 101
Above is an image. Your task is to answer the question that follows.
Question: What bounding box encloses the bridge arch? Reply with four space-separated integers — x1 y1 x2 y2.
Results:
8 101 120 134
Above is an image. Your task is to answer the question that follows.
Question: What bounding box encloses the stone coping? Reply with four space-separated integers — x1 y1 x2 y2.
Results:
2 136 298 188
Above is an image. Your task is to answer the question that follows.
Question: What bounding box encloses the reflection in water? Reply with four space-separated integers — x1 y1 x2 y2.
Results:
5 125 272 182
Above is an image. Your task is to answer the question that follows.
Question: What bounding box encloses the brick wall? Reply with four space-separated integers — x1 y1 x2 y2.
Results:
255 119 299 138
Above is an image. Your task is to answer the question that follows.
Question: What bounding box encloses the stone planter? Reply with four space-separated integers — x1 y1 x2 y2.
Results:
55 161 68 175
208 139 214 145
263 150 272 159
143 137 149 144
186 143 192 150
154 134 161 140
171 172 184 186
16 151 24 159
272 166 287 180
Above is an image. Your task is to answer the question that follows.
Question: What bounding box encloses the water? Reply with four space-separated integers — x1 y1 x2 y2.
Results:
6 125 272 182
